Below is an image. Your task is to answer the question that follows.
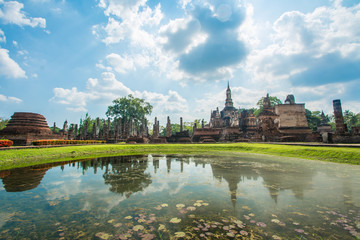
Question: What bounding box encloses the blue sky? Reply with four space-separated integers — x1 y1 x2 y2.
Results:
0 0 359 126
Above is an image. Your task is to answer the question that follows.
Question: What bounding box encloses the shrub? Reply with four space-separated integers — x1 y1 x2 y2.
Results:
32 140 106 146
0 139 13 147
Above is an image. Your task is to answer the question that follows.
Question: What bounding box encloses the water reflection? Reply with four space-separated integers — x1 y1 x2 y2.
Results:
0 154 359 239
0 155 317 203
102 156 152 198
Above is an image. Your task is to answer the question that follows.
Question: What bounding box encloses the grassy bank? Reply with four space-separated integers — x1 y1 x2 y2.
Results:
0 143 360 170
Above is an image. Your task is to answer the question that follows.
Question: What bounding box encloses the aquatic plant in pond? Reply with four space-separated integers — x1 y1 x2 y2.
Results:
0 154 359 239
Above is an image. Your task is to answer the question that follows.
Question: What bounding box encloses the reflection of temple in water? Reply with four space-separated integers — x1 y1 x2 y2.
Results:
0 168 48 192
260 166 313 202
209 157 314 206
210 162 259 208
0 160 80 192
0 155 315 203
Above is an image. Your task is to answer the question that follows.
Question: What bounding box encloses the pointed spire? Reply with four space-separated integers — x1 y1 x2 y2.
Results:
227 81 230 90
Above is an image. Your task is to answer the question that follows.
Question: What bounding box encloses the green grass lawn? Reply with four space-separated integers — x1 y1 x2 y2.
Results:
0 143 359 170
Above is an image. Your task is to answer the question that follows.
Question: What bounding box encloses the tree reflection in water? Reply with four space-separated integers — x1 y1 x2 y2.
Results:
102 156 152 198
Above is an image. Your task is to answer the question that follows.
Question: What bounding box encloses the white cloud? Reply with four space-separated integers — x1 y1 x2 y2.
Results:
0 93 22 103
105 53 150 74
51 72 189 118
0 29 5 42
243 1 360 93
0 0 46 28
0 48 26 78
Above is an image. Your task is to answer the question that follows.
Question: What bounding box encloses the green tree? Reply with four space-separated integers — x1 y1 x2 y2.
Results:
305 110 322 131
106 94 153 125
254 96 282 117
343 110 359 130
0 117 9 130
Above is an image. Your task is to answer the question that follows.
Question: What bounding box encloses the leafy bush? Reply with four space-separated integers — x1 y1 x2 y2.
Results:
0 140 13 147
32 140 106 146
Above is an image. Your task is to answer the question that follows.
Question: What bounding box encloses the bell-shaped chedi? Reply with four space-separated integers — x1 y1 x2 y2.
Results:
0 112 59 145
1 112 52 135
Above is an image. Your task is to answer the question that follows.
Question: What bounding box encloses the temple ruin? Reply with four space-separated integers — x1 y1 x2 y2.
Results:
1 85 359 146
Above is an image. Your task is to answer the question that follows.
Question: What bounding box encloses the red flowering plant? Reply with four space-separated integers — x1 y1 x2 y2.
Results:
0 139 13 147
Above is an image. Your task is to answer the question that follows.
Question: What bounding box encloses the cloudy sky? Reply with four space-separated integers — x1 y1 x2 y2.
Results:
0 0 359 126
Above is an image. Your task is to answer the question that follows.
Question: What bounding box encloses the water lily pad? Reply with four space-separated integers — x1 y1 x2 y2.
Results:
138 219 146 223
158 224 166 231
176 204 185 208
271 219 280 224
242 206 251 210
95 232 113 240
194 203 202 207
142 234 155 240
196 200 204 203
249 213 255 217
124 216 132 220
294 229 305 233
272 235 282 240
170 218 181 224
154 206 162 210
227 232 235 237
107 219 116 224
188 214 195 218
133 225 144 231
187 206 196 211
202 203 209 206
240 230 248 236
256 222 267 228
113 223 123 227
161 203 168 207
174 232 186 238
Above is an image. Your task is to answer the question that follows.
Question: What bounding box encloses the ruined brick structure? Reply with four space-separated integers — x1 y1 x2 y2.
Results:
0 112 63 145
333 99 348 135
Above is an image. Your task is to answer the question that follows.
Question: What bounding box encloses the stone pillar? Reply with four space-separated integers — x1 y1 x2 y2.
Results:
180 117 183 132
107 118 111 139
53 122 57 134
129 118 133 137
193 122 197 134
333 99 348 134
96 118 100 139
201 119 204 128
74 124 78 140
63 120 68 136
102 119 107 140
141 118 146 137
145 119 148 137
153 117 158 138
84 120 88 140
92 123 96 139
166 116 171 137
118 118 122 139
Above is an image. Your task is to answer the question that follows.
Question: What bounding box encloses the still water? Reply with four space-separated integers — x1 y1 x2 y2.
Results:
0 154 359 240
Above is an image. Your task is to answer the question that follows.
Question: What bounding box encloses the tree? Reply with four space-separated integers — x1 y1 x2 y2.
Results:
305 110 322 131
0 117 9 130
254 96 282 117
343 110 359 130
106 95 153 125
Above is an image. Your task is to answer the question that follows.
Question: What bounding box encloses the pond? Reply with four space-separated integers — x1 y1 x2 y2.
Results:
0 154 359 239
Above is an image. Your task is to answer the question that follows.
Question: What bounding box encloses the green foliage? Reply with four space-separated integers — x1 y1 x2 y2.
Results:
106 94 152 124
343 110 360 130
305 110 322 131
0 117 9 130
254 96 282 117
49 126 61 133
160 120 203 136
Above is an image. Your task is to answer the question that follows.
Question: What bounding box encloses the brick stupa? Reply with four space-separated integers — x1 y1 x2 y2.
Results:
0 112 60 145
